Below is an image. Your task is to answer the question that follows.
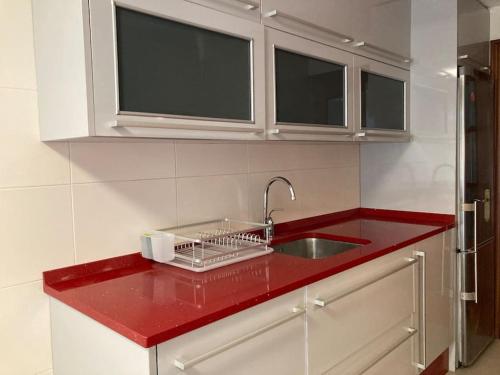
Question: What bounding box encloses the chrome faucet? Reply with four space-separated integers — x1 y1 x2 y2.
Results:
264 176 296 240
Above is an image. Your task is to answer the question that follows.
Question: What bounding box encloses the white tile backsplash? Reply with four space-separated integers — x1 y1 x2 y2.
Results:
70 141 176 183
0 0 36 90
0 186 74 288
175 141 248 177
0 88 70 188
72 179 177 263
177 174 250 224
0 282 51 375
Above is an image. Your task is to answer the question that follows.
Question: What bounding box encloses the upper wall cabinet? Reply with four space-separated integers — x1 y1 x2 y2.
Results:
261 0 355 49
351 0 411 68
266 29 354 141
33 0 266 141
182 0 261 22
261 0 411 70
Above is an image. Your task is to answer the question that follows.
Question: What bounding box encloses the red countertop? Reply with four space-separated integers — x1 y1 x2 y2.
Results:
43 208 455 348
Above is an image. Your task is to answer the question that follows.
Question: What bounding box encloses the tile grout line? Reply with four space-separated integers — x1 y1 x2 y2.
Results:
0 85 37 92
68 143 78 264
0 182 71 191
173 141 179 226
246 142 251 221
0 278 43 291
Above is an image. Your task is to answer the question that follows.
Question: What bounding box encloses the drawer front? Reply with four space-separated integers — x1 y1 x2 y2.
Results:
325 315 417 375
307 246 416 374
157 289 306 375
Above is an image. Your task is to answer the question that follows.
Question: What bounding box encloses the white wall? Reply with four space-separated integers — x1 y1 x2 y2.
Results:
360 0 457 214
0 2 360 373
491 5 500 40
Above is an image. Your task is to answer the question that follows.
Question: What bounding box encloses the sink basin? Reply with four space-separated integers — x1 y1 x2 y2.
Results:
273 237 360 259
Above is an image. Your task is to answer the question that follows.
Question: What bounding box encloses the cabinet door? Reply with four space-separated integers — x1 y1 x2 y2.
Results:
354 55 410 141
266 28 355 141
184 0 261 22
417 231 452 367
157 289 306 375
261 0 354 48
89 0 266 140
306 246 416 374
352 0 411 67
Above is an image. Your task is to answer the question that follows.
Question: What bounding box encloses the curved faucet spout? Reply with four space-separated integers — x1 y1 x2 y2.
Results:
263 176 296 239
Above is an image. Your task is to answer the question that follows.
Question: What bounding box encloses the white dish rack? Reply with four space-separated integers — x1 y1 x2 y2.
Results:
151 219 272 272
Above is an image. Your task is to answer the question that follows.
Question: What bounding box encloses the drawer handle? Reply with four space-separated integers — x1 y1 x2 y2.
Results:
173 307 305 370
264 9 353 43
352 41 411 64
184 0 259 10
323 326 417 375
313 257 417 308
415 251 426 370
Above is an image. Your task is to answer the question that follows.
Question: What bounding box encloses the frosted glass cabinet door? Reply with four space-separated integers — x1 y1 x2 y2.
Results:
89 0 266 139
354 55 410 139
266 28 354 141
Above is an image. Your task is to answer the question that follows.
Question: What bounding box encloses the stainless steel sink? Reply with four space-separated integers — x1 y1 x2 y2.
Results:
273 237 360 259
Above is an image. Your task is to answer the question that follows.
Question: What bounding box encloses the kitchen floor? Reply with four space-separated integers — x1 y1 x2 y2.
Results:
451 340 500 374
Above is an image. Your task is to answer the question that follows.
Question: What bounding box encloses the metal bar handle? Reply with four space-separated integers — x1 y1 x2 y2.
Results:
314 257 417 307
352 41 411 64
472 199 484 303
415 251 426 370
270 128 354 137
322 327 417 375
174 306 306 370
184 0 259 10
356 328 417 375
113 120 264 134
264 10 353 43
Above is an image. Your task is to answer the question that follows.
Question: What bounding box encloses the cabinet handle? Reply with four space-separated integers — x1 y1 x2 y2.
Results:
352 41 411 64
184 0 259 10
270 128 354 137
415 251 426 370
113 120 264 134
173 307 305 370
323 326 417 375
313 257 417 307
264 10 353 43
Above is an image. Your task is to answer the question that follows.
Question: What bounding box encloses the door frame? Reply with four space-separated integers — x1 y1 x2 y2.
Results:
491 39 500 338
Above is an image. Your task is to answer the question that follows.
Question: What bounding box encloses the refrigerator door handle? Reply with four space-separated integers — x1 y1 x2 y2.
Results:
460 199 484 303
472 199 484 303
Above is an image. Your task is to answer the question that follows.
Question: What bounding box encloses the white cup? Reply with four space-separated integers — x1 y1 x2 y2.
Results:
150 232 175 263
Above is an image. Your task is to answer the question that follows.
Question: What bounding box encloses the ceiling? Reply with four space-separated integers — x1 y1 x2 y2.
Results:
480 0 500 8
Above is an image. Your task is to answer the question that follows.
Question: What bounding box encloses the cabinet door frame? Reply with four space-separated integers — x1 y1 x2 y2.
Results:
88 0 267 140
266 28 355 141
353 55 411 141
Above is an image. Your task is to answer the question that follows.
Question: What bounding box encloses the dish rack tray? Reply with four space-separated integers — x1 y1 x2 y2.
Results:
158 219 272 272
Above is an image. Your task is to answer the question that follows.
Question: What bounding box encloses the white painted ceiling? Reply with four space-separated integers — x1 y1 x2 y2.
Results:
480 0 500 8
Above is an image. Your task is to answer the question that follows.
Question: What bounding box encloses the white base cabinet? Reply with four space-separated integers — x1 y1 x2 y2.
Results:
307 246 417 374
49 231 452 375
156 289 306 375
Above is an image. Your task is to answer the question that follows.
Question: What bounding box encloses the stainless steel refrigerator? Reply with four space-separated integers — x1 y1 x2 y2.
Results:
457 64 495 367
